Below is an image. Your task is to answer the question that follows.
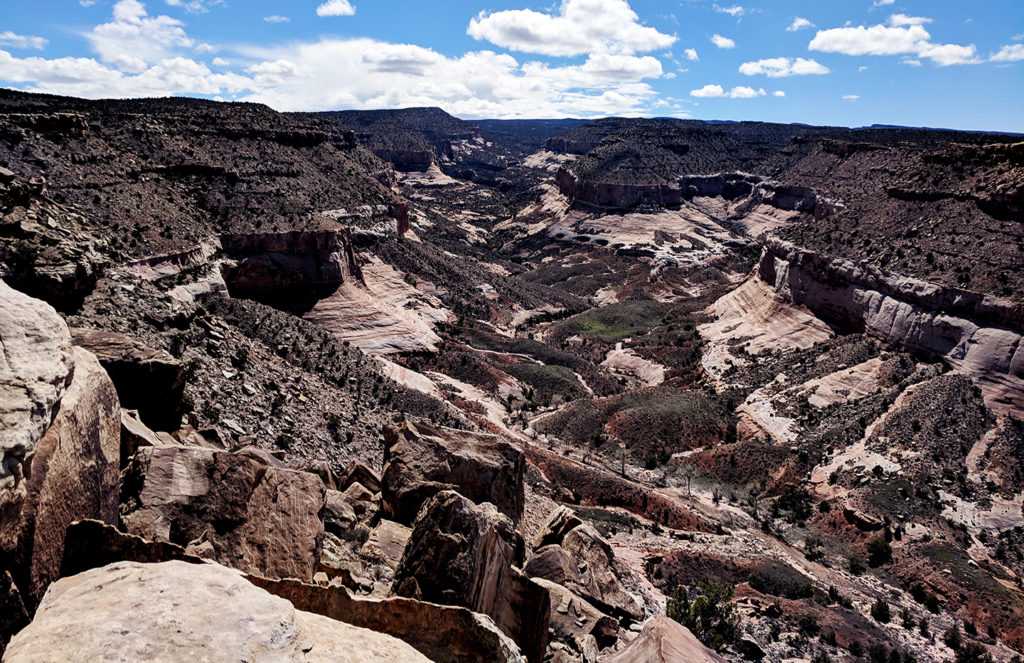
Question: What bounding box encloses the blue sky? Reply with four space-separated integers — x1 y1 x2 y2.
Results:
0 0 1022 130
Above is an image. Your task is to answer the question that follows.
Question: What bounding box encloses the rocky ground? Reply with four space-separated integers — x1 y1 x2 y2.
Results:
1 94 1023 663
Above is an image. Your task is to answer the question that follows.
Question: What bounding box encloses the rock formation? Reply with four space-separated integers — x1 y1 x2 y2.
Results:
394 490 550 663
381 420 525 525
120 444 327 581
600 617 725 663
4 560 431 663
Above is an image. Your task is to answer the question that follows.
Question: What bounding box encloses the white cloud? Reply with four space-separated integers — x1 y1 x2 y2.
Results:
714 4 745 17
79 0 97 6
690 83 765 98
871 0 894 6
212 57 229 66
809 18 980 66
843 94 859 100
690 84 724 97
773 90 785 97
739 57 829 77
0 31 48 51
165 0 223 14
786 17 814 32
467 0 676 57
887 14 932 27
858 65 868 71
87 0 194 73
263 15 290 23
710 34 735 49
991 44 1024 62
684 48 698 61
316 0 355 17
901 58 922 66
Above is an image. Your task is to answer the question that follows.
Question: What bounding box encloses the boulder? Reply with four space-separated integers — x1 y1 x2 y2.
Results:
556 526 642 622
359 519 411 571
251 575 527 663
533 506 584 550
533 578 618 651
120 444 326 581
600 617 725 663
0 281 73 525
4 560 430 663
525 545 583 587
341 459 381 494
119 409 166 469
10 347 120 605
70 327 185 431
381 420 525 526
394 490 549 663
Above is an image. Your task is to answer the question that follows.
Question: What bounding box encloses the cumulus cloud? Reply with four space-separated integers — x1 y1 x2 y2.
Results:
786 18 814 32
263 15 290 23
684 48 698 61
871 0 894 6
0 0 673 119
466 0 676 57
990 44 1024 62
843 94 859 100
690 83 765 98
0 31 48 50
87 0 194 73
739 57 829 77
809 17 980 66
710 34 735 49
316 0 355 17
773 90 785 97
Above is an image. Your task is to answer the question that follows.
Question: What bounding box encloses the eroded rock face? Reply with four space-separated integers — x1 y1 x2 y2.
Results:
381 420 525 526
600 617 725 663
394 490 549 663
0 281 72 511
120 444 326 581
70 328 185 432
13 347 120 606
759 238 1024 414
4 560 431 663
533 578 618 653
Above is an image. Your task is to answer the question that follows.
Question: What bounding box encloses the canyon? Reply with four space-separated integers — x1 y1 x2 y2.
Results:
1 90 1023 663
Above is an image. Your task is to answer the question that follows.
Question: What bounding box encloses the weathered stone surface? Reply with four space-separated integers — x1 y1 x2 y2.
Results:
120 444 326 581
533 506 584 550
394 490 549 663
525 545 583 587
359 519 411 571
0 281 72 519
59 519 202 579
70 327 185 431
560 526 642 622
11 348 120 606
533 578 618 651
5 560 430 663
119 409 166 469
382 420 525 526
251 575 526 663
341 459 381 494
0 570 28 657
600 617 725 663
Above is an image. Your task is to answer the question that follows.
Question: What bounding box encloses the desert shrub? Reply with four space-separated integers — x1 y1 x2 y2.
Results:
871 598 892 623
666 579 738 652
867 537 893 567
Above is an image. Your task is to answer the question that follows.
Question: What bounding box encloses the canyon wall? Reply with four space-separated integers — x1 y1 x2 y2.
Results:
758 238 1024 413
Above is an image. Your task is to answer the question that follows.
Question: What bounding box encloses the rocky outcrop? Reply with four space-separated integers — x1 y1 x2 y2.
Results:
759 237 1024 413
120 444 327 581
219 230 363 315
533 578 618 654
381 420 525 526
1 284 121 628
556 167 683 211
70 328 185 432
600 617 725 663
394 490 550 663
5 560 431 663
527 512 642 623
254 576 528 663
0 174 107 312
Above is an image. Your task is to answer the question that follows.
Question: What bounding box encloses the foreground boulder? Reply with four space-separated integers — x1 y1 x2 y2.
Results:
4 560 430 663
1 282 120 637
600 617 725 663
58 520 526 663
381 420 525 525
393 490 549 663
120 444 326 581
70 327 185 431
